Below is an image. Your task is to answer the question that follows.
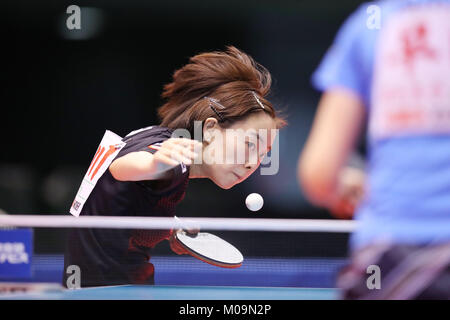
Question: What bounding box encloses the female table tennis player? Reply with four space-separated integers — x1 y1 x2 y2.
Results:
298 0 450 299
63 46 286 287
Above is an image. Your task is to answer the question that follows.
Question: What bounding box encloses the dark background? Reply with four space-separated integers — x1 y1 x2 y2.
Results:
1 0 366 255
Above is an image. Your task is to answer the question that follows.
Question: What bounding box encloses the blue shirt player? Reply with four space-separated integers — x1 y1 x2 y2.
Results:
299 0 450 299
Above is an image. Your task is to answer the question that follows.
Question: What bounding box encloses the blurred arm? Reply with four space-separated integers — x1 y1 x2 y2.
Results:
298 88 366 209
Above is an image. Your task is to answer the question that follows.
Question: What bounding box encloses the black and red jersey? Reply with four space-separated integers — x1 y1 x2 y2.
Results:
63 126 189 287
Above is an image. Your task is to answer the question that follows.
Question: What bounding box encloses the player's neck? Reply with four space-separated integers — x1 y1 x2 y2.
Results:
188 162 209 179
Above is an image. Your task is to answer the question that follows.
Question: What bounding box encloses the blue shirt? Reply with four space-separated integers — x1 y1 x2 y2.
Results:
312 0 450 249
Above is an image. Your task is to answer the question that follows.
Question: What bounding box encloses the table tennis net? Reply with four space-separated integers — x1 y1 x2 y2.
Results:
0 214 352 289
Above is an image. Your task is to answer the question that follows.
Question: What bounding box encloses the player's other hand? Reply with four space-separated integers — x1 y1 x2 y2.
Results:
329 166 365 219
152 138 202 170
110 138 202 182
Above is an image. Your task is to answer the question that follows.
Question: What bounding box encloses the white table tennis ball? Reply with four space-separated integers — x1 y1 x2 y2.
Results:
245 193 264 212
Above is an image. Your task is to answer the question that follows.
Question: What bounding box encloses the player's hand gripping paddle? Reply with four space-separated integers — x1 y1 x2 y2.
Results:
173 229 244 268
172 216 243 268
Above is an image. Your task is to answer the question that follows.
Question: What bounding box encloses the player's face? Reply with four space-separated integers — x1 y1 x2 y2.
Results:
203 112 277 189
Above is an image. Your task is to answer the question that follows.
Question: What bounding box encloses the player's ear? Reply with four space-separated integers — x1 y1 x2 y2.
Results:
203 117 219 144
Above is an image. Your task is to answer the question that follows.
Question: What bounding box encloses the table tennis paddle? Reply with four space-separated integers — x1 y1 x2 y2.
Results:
174 229 244 268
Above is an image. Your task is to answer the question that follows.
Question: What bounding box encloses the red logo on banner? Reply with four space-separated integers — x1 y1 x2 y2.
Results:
87 145 119 181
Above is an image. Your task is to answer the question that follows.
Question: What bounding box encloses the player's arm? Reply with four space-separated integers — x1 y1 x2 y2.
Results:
109 138 201 182
298 88 366 210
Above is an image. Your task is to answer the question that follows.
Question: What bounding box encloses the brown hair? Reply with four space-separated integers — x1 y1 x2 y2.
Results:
158 46 287 134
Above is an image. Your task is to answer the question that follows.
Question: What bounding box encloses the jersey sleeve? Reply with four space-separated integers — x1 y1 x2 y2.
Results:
311 3 375 105
114 126 189 190
117 127 171 157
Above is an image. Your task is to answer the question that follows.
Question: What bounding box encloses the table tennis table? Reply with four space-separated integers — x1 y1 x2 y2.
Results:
1 284 339 300
0 254 344 300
